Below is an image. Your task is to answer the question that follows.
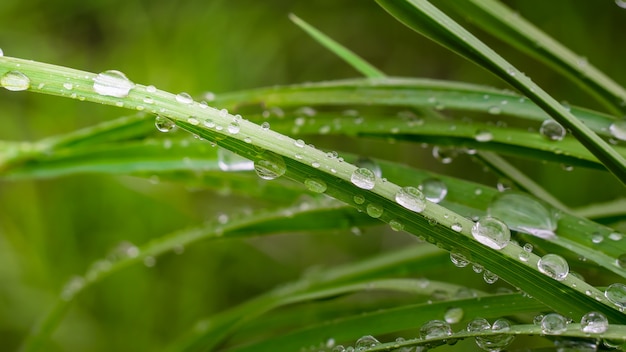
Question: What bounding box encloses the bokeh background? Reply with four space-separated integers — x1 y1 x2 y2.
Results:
1 0 626 350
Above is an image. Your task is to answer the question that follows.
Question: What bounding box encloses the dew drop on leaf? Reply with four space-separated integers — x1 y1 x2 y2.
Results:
474 129 493 142
389 219 404 232
1 70 30 91
395 186 426 212
450 250 469 268
540 119 566 141
93 70 134 97
366 203 383 218
61 276 86 301
354 335 380 350
605 283 626 309
541 313 568 334
304 178 327 193
483 270 499 284
254 152 286 180
580 311 609 334
227 122 240 134
419 178 447 203
616 253 626 268
488 192 557 239
537 254 569 281
351 168 376 190
155 116 176 132
467 318 490 332
444 307 464 324
611 119 626 141
432 146 457 164
175 92 193 104
419 320 452 340
471 216 510 250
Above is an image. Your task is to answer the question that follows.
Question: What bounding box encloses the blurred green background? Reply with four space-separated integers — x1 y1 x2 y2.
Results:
1 1 626 351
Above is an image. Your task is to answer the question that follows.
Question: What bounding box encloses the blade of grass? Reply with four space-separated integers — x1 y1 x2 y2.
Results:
375 0 626 186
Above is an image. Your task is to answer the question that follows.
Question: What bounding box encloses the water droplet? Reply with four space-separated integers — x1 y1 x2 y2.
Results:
537 254 569 281
617 0 626 9
61 276 86 301
616 253 626 268
471 216 510 250
143 256 156 267
1 70 30 91
420 178 447 203
155 116 176 132
353 195 365 204
63 82 73 90
472 263 483 273
474 130 493 142
261 122 270 130
304 178 327 193
228 122 240 134
609 232 623 241
475 319 515 351
541 313 568 334
450 251 469 268
218 148 254 171
488 193 557 239
467 317 490 332
506 66 517 76
355 157 382 177
580 311 609 334
540 119 566 141
175 92 193 104
366 203 383 218
483 270 499 284
355 335 380 350
395 186 427 212
518 250 530 262
451 223 463 232
420 320 452 340
187 117 199 125
294 139 305 148
591 232 604 243
389 219 404 232
254 152 286 180
444 307 464 324
93 70 134 97
432 146 457 164
487 106 501 115
0 48 3 56
605 283 626 309
351 168 376 190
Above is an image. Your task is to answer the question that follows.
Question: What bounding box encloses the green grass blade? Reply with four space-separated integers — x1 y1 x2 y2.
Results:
374 0 626 186
439 0 626 115
288 14 385 79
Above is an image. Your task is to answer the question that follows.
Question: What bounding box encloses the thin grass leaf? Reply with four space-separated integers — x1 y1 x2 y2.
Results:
375 0 626 186
437 0 626 115
288 14 385 79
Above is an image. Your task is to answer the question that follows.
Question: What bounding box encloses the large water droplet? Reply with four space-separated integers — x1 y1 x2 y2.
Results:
419 320 452 340
395 186 427 212
155 116 176 132
487 192 557 239
351 168 376 190
304 178 327 193
605 283 626 309
218 148 254 171
540 119 566 141
93 70 134 97
580 311 609 334
541 313 568 334
175 92 193 104
1 71 31 91
254 152 286 180
611 119 626 141
537 254 569 281
475 319 515 352
355 335 380 350
420 178 447 203
444 307 464 323
471 216 510 250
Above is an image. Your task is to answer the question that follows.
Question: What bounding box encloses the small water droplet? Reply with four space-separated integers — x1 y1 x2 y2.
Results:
541 313 568 334
580 311 608 334
451 223 463 232
420 320 452 340
366 203 383 218
472 263 483 273
175 92 193 104
228 122 240 134
432 146 457 164
488 193 557 239
609 232 623 241
143 256 156 267
471 216 510 250
304 178 327 193
616 253 626 268
261 122 270 130
93 70 134 97
540 119 566 141
487 106 501 115
444 307 464 324
61 276 86 301
146 85 157 93
389 219 404 232
474 129 493 142
353 195 365 204
518 251 530 262
450 251 469 268
218 148 254 171
351 168 376 190
605 283 626 309
591 232 604 243
419 178 447 203
1 71 31 91
395 186 427 212
63 82 73 90
537 254 569 281
254 152 286 180
483 270 499 284
155 116 176 132
294 139 305 148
